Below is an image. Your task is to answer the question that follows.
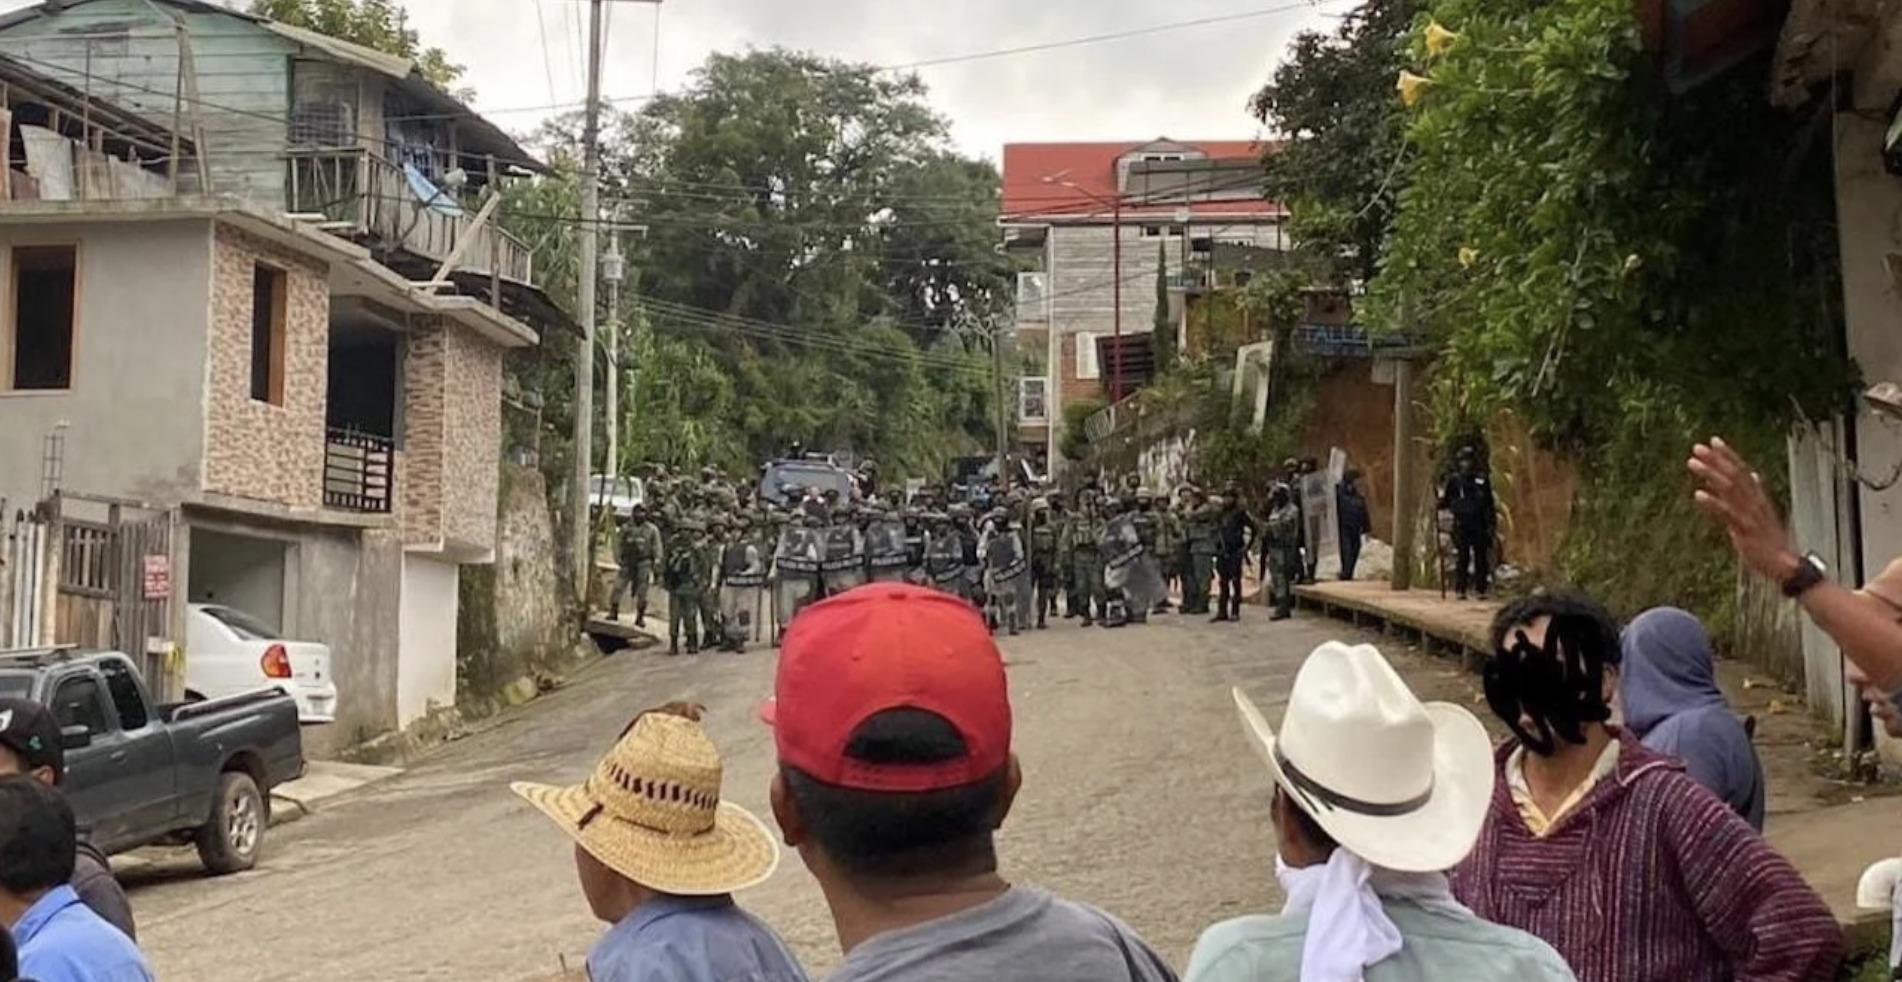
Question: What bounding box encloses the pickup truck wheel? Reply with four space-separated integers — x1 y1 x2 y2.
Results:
196 772 265 875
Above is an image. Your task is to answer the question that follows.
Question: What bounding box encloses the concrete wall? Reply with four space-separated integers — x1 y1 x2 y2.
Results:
202 224 330 511
185 527 288 631
180 511 400 758
0 219 211 510
1834 112 1902 581
397 553 458 727
458 464 574 714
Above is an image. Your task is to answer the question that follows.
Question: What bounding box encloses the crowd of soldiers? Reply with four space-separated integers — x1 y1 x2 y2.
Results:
606 459 1336 655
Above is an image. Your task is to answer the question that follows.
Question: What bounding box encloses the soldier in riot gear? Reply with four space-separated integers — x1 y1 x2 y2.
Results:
610 502 662 626
714 517 765 652
1182 487 1218 615
771 512 823 642
981 508 1030 635
1263 483 1304 621
1027 497 1059 629
1066 491 1108 626
923 511 966 597
663 518 712 655
864 507 911 583
1212 484 1259 623
820 506 867 598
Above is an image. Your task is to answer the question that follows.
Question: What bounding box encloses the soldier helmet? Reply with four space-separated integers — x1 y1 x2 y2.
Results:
631 500 648 514
679 517 706 533
1030 496 1051 513
1135 488 1155 502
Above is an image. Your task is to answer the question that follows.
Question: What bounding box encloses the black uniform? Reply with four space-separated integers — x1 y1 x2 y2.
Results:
1213 503 1256 622
1442 466 1496 598
1336 477 1371 581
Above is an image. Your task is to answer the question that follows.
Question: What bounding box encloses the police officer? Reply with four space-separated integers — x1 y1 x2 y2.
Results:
1212 484 1258 623
1441 445 1497 599
610 502 663 626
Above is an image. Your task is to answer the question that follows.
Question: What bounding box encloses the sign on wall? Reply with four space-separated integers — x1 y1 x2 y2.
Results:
141 555 172 601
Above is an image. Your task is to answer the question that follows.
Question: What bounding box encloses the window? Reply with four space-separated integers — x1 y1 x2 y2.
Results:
1075 332 1100 381
1015 271 1049 323
201 604 281 641
99 659 149 731
1140 152 1186 164
52 676 112 735
251 263 287 405
1018 377 1049 421
9 245 76 391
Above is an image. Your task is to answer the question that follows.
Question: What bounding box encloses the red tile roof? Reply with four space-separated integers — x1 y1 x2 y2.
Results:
1000 139 1285 222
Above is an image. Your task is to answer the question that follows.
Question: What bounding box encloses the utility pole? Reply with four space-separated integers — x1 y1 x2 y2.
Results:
603 226 624 494
569 0 606 595
1110 197 1124 406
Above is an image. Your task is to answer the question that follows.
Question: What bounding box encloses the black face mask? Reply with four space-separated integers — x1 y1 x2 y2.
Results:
1482 615 1614 756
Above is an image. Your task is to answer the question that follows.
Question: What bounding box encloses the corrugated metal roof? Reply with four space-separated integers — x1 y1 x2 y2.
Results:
0 0 545 173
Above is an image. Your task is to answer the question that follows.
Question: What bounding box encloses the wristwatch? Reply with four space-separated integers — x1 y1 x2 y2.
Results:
1781 552 1828 599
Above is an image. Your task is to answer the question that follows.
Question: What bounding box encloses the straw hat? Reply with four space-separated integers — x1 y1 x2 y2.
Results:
511 706 779 896
1231 641 1495 873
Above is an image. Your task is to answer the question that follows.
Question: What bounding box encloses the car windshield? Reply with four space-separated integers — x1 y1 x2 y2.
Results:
200 605 281 641
763 463 851 502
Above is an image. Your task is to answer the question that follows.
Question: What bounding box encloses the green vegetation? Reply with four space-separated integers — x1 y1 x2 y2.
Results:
1237 0 1857 642
506 50 1007 490
249 0 466 90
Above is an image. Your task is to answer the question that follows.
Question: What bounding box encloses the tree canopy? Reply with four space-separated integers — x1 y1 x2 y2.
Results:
249 0 466 91
507 49 1012 481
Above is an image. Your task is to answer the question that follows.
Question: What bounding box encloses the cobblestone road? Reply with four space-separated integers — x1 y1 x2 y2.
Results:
122 607 1483 981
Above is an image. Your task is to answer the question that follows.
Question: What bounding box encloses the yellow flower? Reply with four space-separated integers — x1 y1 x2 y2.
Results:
1458 246 1478 269
1425 21 1459 56
1397 71 1433 107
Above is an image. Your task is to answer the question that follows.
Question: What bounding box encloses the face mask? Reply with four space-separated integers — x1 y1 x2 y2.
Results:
1482 615 1614 756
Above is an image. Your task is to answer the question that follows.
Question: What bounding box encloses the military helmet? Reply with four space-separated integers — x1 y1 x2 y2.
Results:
678 517 706 533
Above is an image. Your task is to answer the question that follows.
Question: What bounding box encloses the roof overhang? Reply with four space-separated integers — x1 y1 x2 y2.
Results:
0 196 538 348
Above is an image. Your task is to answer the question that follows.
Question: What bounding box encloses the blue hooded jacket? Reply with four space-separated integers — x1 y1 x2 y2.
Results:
1619 607 1765 830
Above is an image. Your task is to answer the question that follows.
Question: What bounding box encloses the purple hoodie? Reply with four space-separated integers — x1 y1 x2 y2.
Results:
1619 607 1765 830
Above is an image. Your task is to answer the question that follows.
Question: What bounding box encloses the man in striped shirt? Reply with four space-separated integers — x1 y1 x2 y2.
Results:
1451 590 1842 982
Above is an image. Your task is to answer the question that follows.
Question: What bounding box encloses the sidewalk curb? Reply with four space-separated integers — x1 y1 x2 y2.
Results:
267 761 404 828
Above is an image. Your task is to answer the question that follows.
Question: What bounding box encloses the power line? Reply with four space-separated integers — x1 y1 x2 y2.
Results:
533 0 560 106
886 1 1345 71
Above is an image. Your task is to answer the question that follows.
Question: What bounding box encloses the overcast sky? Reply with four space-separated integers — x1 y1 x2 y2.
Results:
403 0 1346 163
0 0 1344 160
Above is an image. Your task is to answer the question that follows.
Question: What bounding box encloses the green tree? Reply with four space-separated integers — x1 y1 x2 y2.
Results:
510 50 1003 483
1250 0 1419 281
250 0 467 90
1151 241 1176 372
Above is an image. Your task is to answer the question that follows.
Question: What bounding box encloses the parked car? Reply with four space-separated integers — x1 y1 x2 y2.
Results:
185 604 338 724
0 647 304 874
588 474 647 517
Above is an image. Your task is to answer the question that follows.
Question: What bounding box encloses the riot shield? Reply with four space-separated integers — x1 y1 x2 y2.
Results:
773 527 822 633
1104 514 1165 614
719 543 766 651
865 519 911 583
821 525 868 596
925 532 966 597
984 527 1030 633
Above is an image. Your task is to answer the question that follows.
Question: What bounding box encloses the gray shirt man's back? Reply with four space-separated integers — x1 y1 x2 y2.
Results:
829 888 1177 982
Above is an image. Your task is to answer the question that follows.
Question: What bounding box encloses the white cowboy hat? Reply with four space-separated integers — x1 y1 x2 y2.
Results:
512 707 779 896
1857 857 1902 909
1232 641 1495 873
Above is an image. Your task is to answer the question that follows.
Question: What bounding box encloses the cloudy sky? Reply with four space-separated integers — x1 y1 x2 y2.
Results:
398 0 1347 162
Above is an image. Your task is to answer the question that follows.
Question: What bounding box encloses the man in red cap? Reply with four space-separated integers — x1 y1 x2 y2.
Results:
764 583 1177 982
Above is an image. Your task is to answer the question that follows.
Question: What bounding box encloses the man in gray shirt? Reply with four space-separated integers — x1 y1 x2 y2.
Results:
764 584 1177 982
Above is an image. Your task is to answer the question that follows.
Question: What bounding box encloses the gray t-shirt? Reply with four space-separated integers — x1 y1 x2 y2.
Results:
830 887 1178 982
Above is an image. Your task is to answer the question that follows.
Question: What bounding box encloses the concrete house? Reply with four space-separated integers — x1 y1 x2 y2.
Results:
0 0 556 754
998 139 1287 474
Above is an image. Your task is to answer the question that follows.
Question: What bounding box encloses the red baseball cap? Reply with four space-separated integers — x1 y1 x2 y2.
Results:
769 584 1012 793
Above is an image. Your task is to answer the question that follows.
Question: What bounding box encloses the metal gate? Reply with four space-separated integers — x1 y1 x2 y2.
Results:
1 502 52 649
44 493 177 684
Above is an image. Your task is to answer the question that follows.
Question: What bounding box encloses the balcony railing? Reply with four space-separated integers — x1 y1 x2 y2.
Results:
287 148 534 286
323 428 394 514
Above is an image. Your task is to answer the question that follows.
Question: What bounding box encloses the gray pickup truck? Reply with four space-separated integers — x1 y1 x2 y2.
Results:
0 647 304 875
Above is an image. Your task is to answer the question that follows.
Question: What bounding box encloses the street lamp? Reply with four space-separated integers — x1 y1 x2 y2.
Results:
1042 176 1126 405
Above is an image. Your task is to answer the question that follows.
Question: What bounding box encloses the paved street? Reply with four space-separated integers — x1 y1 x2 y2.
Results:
120 609 1476 982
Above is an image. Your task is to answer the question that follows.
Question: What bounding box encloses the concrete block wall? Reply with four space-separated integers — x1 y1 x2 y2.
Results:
202 223 329 510
398 317 504 557
399 322 446 546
